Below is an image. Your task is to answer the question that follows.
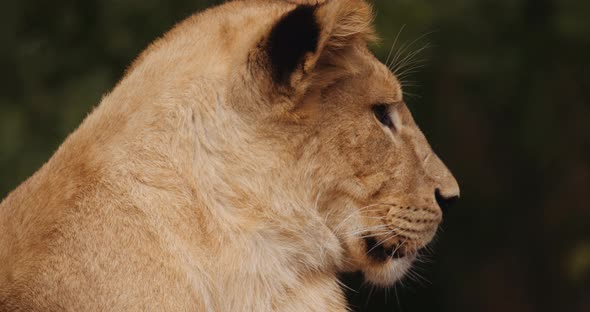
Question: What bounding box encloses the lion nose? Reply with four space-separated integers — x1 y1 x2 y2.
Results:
435 188 459 215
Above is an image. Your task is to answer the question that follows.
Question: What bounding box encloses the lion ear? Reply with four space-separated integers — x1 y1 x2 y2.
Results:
263 1 376 90
265 5 321 86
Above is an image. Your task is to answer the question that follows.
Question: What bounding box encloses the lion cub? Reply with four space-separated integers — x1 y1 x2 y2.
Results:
0 0 459 311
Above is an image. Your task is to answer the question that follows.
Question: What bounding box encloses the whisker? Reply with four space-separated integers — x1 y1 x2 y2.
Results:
355 230 394 240
330 203 394 234
393 283 403 312
364 284 376 311
348 224 390 233
365 232 403 256
401 91 422 99
388 237 409 261
346 226 391 238
392 42 431 75
397 65 428 79
336 278 357 294
389 32 433 73
385 24 406 67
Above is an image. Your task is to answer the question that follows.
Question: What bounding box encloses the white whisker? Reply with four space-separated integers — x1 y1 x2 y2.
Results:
385 24 406 67
365 231 403 256
330 203 394 234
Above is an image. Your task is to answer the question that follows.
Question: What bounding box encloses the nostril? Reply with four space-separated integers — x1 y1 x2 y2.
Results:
435 188 459 215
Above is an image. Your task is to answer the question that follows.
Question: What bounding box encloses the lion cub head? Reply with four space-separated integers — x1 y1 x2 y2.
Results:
129 0 459 287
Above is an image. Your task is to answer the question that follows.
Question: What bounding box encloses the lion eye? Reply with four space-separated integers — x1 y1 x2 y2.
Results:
372 104 395 130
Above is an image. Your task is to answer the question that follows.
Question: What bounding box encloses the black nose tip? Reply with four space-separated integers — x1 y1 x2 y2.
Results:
435 189 459 215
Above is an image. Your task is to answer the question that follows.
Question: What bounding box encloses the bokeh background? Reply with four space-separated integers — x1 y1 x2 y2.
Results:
1 1 588 311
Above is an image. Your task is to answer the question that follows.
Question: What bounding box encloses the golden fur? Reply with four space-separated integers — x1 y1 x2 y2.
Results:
0 0 459 311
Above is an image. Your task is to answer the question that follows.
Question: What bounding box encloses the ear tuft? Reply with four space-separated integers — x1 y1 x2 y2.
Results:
267 5 320 84
316 0 377 50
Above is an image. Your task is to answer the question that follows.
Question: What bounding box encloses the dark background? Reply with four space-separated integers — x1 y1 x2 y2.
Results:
1 1 588 311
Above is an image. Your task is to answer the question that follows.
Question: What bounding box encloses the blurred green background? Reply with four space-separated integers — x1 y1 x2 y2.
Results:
1 1 588 311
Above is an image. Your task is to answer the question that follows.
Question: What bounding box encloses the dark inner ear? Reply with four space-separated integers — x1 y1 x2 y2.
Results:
266 5 320 84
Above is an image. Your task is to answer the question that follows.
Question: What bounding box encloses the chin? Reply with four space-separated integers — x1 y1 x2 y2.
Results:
362 256 415 287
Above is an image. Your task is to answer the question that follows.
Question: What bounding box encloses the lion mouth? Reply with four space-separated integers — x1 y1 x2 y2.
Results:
363 236 408 261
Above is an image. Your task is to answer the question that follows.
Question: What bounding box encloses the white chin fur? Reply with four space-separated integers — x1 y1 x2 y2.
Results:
362 257 414 287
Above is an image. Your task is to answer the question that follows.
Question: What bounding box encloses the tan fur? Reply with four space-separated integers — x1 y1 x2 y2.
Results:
0 0 459 311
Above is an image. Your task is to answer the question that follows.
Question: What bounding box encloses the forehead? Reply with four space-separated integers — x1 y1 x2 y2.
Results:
370 58 403 104
333 50 403 105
